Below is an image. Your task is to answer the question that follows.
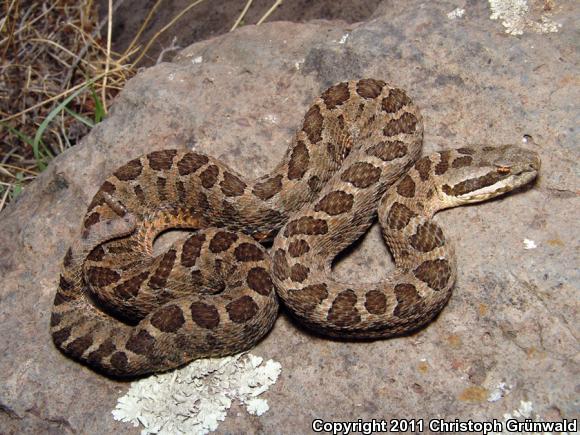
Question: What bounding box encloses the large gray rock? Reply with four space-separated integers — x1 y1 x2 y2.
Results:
1 1 577 432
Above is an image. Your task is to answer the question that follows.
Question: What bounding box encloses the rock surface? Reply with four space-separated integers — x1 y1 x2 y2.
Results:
1 1 578 433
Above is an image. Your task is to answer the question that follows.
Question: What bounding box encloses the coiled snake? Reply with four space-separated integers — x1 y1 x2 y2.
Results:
50 79 540 376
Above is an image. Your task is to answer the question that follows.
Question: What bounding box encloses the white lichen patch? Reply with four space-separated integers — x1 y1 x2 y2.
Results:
488 381 511 402
263 114 279 124
112 353 281 435
447 8 466 20
489 400 570 434
488 0 561 35
523 238 537 250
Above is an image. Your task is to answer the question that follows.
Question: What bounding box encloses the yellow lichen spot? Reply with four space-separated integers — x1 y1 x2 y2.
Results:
547 238 564 247
526 346 547 359
458 386 489 403
478 303 489 316
417 361 429 374
447 334 462 349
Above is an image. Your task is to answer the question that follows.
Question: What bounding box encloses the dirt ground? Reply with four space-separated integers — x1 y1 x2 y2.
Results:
97 0 382 65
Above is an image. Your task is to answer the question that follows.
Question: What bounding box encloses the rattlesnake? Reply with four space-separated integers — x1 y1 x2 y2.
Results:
51 79 540 377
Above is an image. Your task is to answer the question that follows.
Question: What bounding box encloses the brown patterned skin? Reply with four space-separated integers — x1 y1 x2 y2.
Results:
273 144 540 337
51 79 540 377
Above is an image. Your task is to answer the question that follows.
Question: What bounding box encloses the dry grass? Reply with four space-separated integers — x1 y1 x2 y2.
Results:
0 0 283 212
0 0 134 211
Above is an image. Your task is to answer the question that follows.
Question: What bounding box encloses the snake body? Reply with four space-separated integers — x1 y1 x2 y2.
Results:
50 79 540 376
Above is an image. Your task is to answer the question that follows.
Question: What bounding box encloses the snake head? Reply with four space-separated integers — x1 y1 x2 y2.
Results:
438 145 541 205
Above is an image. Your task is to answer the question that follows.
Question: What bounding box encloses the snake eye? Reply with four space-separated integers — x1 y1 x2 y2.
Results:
497 166 511 175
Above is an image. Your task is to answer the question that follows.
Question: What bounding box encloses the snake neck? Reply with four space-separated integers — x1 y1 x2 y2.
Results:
379 169 454 273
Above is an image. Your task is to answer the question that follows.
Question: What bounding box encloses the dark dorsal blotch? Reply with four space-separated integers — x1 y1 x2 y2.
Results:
175 180 186 203
287 141 310 180
190 302 220 329
410 222 445 252
87 245 105 261
321 82 350 109
327 289 361 326
86 338 116 365
209 231 238 253
414 156 432 181
356 78 386 99
302 104 324 144
86 266 121 287
84 212 100 229
200 165 219 189
181 233 205 268
452 155 473 169
383 112 418 136
367 140 407 161
100 180 117 195
381 88 411 113
50 312 62 327
314 190 354 216
148 150 177 171
134 184 146 202
66 333 94 358
220 172 246 197
88 180 118 210
114 158 143 181
287 239 310 257
63 248 73 268
341 162 382 188
150 304 185 333
272 249 290 280
114 272 149 300
196 191 210 210
386 202 417 230
126 330 156 355
413 259 452 291
364 289 387 315
148 249 177 289
292 283 329 311
226 295 259 323
253 174 283 200
58 275 74 292
308 175 323 194
290 264 309 282
393 283 423 317
451 156 473 168
396 174 416 198
111 351 129 373
284 216 329 237
177 152 209 176
435 150 452 175
110 352 129 371
457 147 475 155
234 243 265 262
156 177 167 201
52 326 72 347
246 267 273 296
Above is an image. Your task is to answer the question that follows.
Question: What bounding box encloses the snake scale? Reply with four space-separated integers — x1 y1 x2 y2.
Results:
51 79 540 377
